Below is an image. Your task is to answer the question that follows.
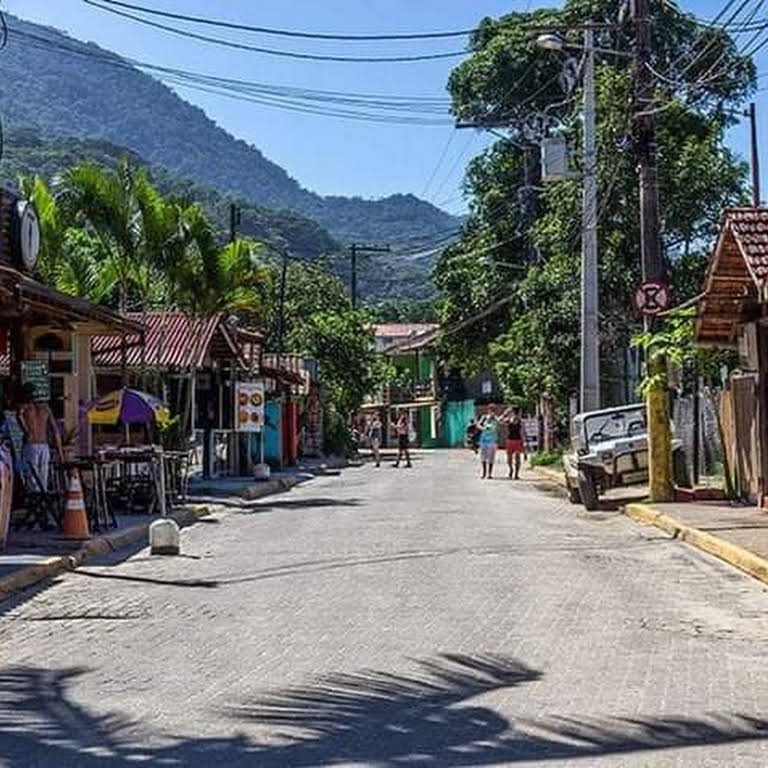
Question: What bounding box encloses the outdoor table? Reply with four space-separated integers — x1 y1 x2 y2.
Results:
72 457 116 532
99 447 167 516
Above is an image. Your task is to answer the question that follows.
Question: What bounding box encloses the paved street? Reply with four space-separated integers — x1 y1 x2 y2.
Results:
2 450 768 767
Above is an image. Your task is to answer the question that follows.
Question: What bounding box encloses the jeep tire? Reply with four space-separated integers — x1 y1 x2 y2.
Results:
578 469 599 511
566 475 581 504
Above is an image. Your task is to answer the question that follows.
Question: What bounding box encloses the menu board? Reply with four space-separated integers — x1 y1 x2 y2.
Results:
21 360 50 402
235 380 265 433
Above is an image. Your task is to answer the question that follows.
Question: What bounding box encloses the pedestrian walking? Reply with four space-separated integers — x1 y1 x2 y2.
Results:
505 407 526 479
368 412 383 468
393 412 412 468
478 405 500 479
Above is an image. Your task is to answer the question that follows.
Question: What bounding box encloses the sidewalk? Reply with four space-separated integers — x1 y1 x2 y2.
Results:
625 500 768 586
188 456 353 503
0 504 211 601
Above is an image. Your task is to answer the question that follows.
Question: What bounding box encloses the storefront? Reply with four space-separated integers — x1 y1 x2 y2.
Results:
0 264 144 455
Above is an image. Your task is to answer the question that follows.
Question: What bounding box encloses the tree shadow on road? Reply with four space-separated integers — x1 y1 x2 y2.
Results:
1 656 768 766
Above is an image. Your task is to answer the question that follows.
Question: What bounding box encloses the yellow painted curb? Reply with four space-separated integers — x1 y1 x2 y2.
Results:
530 465 566 486
625 502 768 586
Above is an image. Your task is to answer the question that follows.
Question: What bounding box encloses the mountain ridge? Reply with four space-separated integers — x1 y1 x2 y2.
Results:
0 14 459 246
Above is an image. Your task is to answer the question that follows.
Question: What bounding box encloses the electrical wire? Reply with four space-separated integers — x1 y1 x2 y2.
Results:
6 26 458 126
86 0 479 41
83 0 469 63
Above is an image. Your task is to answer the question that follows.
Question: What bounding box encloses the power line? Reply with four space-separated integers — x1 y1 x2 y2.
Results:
86 0 478 41
83 0 469 63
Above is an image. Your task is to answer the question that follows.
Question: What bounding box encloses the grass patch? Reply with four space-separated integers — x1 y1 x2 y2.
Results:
529 450 563 469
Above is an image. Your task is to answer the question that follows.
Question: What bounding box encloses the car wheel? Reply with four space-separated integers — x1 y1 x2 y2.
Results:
673 449 692 489
578 469 599 511
565 475 581 504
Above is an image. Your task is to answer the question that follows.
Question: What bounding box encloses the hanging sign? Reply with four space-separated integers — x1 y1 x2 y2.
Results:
633 282 671 317
235 380 265 433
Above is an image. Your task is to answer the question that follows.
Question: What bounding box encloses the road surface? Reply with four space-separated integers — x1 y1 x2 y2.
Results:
2 449 768 767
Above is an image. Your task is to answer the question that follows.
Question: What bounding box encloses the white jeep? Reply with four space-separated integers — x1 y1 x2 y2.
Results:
564 404 689 510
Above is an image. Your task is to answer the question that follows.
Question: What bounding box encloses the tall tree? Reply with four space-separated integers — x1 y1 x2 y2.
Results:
436 0 753 415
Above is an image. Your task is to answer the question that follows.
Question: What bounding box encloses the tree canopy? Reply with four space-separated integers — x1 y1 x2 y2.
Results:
435 0 754 415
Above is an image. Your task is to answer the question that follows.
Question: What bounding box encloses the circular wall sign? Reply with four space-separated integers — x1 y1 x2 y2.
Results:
16 200 41 272
633 282 671 317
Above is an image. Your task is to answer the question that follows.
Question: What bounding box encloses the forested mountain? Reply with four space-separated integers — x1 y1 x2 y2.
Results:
0 14 459 246
2 127 338 259
2 127 438 299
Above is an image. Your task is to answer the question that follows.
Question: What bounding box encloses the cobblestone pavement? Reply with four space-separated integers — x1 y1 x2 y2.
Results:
3 450 768 767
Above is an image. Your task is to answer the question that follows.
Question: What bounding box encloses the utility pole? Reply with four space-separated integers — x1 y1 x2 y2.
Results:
749 102 761 206
229 202 241 243
581 25 600 414
635 0 673 501
348 243 391 308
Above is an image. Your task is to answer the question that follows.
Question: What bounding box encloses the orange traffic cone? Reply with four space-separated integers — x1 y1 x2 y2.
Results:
62 470 89 540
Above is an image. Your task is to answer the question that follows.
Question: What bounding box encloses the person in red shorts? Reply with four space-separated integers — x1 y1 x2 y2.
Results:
505 407 526 479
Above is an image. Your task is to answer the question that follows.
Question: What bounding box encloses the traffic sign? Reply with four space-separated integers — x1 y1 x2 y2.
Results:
633 282 671 317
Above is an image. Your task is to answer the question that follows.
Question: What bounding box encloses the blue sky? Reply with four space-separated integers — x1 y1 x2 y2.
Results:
4 0 766 214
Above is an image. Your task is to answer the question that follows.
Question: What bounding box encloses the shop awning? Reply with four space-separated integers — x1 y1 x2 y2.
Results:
0 266 144 336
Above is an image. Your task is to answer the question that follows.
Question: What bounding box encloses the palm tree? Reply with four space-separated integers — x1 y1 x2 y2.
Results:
166 213 272 443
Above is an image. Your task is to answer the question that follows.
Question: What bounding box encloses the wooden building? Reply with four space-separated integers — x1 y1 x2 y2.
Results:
696 207 768 504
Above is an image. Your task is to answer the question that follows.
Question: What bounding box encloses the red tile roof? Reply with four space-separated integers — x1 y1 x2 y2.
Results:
372 323 439 339
92 311 242 369
723 207 768 284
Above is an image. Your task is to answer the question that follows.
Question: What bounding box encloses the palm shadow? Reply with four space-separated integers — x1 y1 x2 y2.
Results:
1 657 768 766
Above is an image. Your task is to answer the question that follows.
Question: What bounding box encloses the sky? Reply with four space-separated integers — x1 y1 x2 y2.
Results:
3 0 766 215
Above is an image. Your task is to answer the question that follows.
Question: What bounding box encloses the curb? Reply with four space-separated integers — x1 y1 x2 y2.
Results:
625 502 768 586
0 504 213 603
530 465 566 486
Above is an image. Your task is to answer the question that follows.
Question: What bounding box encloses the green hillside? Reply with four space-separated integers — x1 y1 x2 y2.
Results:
2 127 438 300
0 14 459 247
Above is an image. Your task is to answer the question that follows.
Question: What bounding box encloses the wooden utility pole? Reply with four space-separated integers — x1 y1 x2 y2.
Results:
348 243 391 308
749 102 761 207
635 0 673 501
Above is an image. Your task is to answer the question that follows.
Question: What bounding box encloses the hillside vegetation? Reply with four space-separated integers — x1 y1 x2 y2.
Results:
0 15 458 247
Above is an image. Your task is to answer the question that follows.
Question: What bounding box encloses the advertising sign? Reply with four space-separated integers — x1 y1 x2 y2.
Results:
235 380 265 432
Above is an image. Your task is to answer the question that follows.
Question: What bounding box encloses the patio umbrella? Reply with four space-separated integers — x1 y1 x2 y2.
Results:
87 388 171 426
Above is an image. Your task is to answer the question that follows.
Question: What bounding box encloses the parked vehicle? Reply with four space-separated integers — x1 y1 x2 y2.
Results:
564 404 690 510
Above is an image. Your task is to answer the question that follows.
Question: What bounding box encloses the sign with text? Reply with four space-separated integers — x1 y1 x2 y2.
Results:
235 380 265 433
21 360 50 401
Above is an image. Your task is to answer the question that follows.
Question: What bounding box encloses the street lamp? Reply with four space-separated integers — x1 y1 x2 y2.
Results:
537 27 600 414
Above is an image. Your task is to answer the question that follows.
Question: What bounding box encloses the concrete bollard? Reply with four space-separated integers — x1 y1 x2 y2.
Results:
149 518 180 556
254 463 271 481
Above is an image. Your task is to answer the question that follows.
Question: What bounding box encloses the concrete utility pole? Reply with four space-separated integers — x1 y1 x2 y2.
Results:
581 26 600 414
537 28 601 413
635 0 673 501
349 243 391 308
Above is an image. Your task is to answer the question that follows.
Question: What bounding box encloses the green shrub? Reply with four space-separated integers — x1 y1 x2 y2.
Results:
529 450 563 468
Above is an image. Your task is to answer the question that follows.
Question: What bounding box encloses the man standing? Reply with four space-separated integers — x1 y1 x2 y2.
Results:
478 405 500 480
18 383 63 492
393 411 412 468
